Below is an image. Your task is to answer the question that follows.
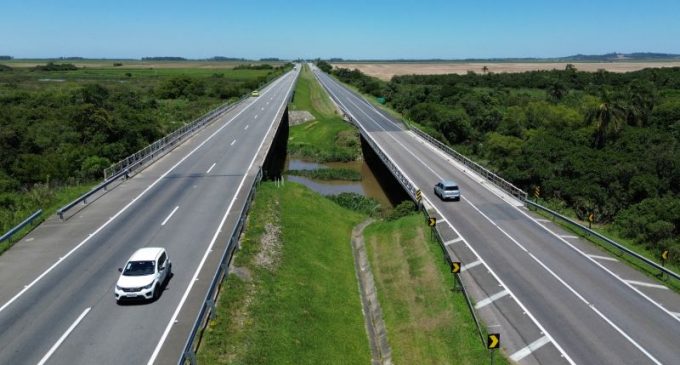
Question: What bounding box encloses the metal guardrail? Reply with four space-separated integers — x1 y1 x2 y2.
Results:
178 168 263 365
410 127 528 202
57 169 128 219
0 209 43 244
526 200 680 282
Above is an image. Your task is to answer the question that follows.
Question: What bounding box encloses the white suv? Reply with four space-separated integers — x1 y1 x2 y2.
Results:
115 247 172 303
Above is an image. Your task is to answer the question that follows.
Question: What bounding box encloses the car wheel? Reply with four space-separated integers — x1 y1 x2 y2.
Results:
153 284 160 301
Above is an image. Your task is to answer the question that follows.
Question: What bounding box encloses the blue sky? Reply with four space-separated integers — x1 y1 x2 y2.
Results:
1 0 678 59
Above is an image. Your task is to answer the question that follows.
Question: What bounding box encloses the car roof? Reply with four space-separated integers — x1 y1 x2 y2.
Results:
439 180 458 187
128 247 165 261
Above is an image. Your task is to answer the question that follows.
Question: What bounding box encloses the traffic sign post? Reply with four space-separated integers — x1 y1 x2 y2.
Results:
428 217 436 227
416 189 422 203
588 212 594 229
451 261 461 291
487 333 500 365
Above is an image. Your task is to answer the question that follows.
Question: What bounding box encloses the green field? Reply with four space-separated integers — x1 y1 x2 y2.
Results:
197 182 371 364
364 215 503 365
288 65 359 162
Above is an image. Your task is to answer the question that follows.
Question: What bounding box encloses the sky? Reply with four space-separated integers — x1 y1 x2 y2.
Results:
1 0 679 59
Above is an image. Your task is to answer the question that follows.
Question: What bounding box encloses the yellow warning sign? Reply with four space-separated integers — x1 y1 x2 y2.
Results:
487 333 500 349
451 262 461 273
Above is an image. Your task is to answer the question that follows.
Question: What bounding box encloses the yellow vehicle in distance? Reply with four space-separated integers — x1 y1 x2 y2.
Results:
251 90 260 97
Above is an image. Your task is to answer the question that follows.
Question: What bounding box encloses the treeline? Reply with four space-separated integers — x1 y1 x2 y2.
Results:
234 63 275 70
142 57 186 61
327 62 680 261
32 62 78 71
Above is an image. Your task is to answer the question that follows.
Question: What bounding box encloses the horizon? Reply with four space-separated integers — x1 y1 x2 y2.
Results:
1 0 679 59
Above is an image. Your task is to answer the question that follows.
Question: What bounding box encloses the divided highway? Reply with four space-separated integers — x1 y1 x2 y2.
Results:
313 65 680 364
0 66 298 365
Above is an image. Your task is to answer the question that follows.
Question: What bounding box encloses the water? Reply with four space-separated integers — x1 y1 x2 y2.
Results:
285 158 394 208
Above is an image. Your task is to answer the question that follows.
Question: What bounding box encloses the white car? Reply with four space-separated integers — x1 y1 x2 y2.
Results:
115 247 171 303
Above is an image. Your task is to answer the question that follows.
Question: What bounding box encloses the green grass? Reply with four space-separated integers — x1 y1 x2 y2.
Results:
0 182 95 255
197 182 371 364
288 65 360 162
363 214 507 365
286 168 361 181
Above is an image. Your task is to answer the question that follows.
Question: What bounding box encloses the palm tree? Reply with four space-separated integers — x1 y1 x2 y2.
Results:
482 66 489 74
586 97 626 148
548 81 567 102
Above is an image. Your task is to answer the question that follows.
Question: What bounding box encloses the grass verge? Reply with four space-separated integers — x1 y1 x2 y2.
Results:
285 168 361 181
197 182 371 364
288 65 360 162
363 214 507 365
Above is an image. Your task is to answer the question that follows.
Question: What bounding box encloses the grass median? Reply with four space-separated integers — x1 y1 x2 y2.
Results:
197 182 371 364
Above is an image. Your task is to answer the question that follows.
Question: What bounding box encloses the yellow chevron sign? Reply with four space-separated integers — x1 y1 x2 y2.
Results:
662 250 669 261
428 217 436 227
416 189 422 202
487 333 500 349
451 262 461 273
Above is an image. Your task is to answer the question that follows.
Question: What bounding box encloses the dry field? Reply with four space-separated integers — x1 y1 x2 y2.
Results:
2 60 283 69
333 62 680 80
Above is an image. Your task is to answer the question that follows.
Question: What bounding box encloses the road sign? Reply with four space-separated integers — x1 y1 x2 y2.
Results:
428 217 436 227
487 333 500 349
588 212 594 222
416 189 422 202
451 261 461 273
533 186 540 198
662 250 669 261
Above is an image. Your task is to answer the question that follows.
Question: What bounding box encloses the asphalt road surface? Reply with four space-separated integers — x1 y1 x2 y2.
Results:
0 66 298 365
313 64 680 365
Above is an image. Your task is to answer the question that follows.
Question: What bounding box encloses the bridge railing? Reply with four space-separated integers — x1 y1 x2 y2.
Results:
409 126 528 202
526 200 680 283
0 209 43 244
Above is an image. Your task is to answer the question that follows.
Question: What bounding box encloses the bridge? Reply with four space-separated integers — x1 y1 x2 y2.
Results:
0 66 298 365
312 64 680 365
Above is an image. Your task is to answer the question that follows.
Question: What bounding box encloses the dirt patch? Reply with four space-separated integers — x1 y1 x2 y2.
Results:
288 110 315 126
254 201 282 271
334 62 680 81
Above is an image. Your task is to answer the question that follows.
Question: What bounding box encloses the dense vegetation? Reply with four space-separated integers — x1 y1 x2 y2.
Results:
328 62 680 262
0 62 291 235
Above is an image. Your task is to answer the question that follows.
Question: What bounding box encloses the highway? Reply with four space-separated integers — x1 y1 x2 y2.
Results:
0 66 298 365
313 64 680 364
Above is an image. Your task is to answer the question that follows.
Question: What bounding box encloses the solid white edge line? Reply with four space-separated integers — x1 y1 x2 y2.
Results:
160 206 179 226
474 289 510 309
510 335 551 362
460 260 482 272
206 162 216 174
316 72 576 364
671 311 680 318
624 280 669 290
588 254 618 262
0 71 291 316
146 70 297 365
37 307 91 365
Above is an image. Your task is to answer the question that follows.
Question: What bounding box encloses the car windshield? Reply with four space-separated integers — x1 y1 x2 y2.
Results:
123 261 155 276
445 185 459 191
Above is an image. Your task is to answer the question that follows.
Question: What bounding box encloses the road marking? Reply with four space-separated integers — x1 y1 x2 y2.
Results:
25 237 34 242
37 307 91 365
536 218 551 223
475 289 510 309
436 218 448 225
624 280 669 290
254 115 258 119
0 71 293 316
510 335 551 362
588 254 618 262
206 162 216 174
560 235 579 239
671 312 680 318
161 206 179 226
245 125 249 130
461 260 482 272
444 237 463 245
231 139 236 146
148 69 297 365
261 107 264 111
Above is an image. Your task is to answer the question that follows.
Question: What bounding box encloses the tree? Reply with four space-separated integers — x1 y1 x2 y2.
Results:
586 93 626 148
548 81 567 102
482 66 489 74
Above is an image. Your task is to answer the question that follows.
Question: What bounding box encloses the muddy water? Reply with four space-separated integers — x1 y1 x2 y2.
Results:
285 158 394 208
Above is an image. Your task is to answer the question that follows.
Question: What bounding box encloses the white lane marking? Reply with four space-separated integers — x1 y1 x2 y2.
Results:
510 335 551 362
515 207 680 323
261 107 264 111
588 254 618 262
0 72 292 316
671 312 680 318
161 206 179 226
444 237 463 245
460 260 482 272
624 280 669 290
474 289 510 309
206 163 216 174
25 237 34 242
560 235 579 239
230 139 236 146
245 125 249 130
254 115 258 119
321 70 677 357
148 70 297 365
436 218 448 225
37 307 91 365
465 194 665 364
536 218 551 223
266 101 269 105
